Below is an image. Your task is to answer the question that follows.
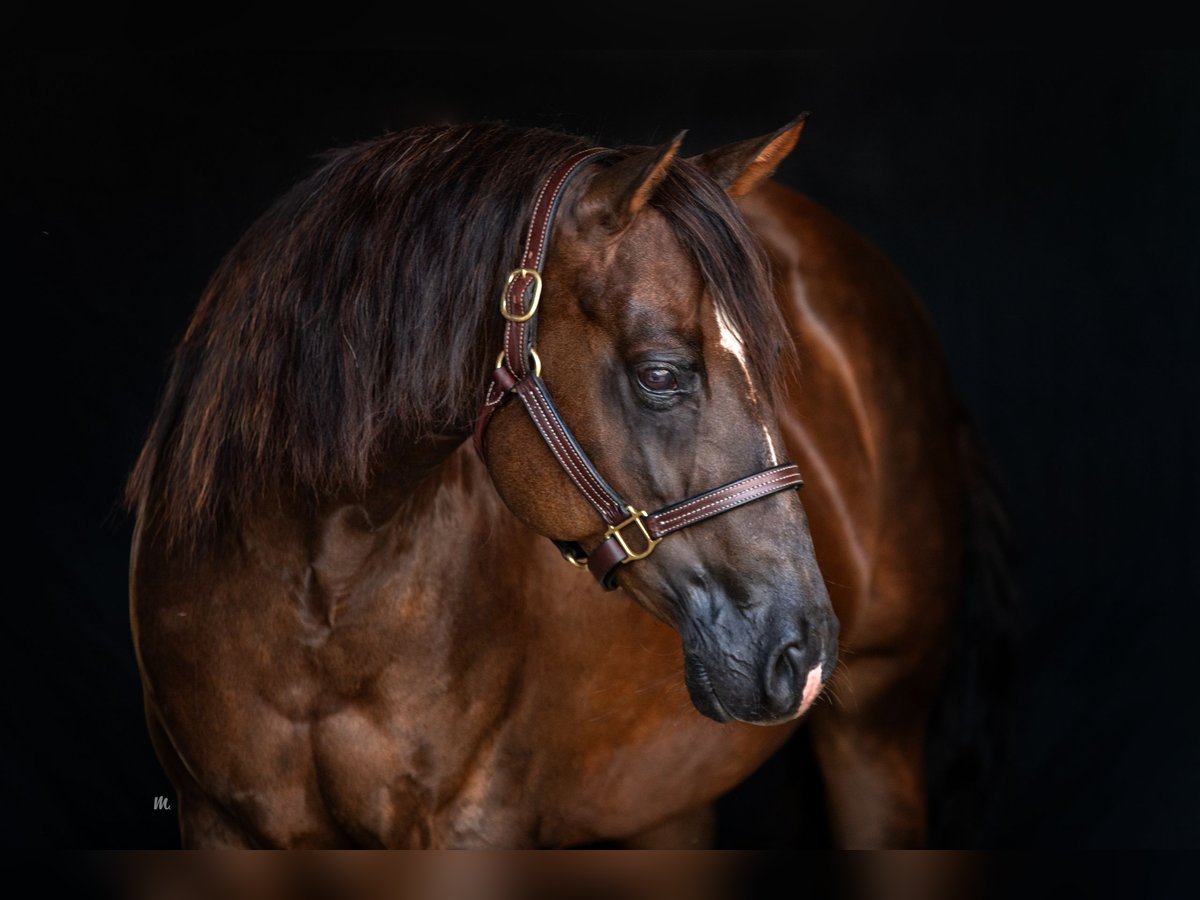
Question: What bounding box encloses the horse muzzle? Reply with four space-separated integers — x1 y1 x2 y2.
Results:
681 599 839 725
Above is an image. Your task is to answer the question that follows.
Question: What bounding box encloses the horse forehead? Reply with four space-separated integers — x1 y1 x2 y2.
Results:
615 209 695 275
591 213 701 310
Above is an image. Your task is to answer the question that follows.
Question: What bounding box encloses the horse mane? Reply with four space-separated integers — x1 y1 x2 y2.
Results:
126 123 790 546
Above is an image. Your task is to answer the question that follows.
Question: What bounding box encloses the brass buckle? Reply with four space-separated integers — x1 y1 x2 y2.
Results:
495 347 541 379
560 546 589 569
605 505 662 562
501 268 542 322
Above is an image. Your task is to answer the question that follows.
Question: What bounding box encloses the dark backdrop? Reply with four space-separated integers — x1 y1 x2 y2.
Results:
6 50 1197 848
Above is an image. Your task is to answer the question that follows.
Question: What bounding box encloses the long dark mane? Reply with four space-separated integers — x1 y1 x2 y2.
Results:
127 123 788 544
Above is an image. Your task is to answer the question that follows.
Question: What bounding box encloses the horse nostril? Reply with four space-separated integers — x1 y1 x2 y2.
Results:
773 644 799 683
764 642 806 716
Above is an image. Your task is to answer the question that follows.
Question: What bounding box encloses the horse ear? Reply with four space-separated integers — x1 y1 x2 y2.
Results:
579 131 686 233
690 115 808 199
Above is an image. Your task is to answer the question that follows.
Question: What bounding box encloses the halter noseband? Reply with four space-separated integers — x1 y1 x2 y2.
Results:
473 149 804 590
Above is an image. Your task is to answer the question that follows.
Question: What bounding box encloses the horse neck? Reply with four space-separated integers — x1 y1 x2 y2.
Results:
355 430 476 525
304 435 513 610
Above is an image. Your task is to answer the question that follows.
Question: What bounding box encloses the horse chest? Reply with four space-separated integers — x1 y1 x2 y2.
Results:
309 593 795 847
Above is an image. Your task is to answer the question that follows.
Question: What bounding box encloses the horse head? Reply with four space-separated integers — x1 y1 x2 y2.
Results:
484 122 839 725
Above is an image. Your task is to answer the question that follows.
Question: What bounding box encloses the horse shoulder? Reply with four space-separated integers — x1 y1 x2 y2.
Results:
130 504 354 846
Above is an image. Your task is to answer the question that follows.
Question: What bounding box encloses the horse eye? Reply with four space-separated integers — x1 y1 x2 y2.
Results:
637 365 679 393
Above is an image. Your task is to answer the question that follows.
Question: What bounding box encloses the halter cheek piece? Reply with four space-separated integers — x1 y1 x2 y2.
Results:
474 149 804 590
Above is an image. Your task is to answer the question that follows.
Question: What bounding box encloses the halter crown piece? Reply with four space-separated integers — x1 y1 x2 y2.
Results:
473 149 805 590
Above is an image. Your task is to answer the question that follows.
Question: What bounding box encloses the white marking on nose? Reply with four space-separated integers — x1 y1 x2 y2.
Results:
714 305 779 465
796 665 824 717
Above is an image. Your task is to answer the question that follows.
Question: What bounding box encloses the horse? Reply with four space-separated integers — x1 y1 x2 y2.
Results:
127 120 1013 848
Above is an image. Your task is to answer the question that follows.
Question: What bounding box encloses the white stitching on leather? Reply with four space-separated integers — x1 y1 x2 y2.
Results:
652 469 801 532
516 160 571 359
526 384 620 521
510 278 529 377
520 383 619 521
654 474 800 534
509 153 602 389
655 472 801 531
523 165 557 262
483 377 505 408
524 388 616 521
653 469 786 524
524 151 596 262
656 468 800 525
514 312 527 376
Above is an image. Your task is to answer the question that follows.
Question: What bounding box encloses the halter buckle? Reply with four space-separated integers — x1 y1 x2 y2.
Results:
605 506 661 562
501 268 542 322
560 545 589 569
495 347 542 379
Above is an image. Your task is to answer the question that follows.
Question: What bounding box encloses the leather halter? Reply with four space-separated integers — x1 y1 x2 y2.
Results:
474 149 804 590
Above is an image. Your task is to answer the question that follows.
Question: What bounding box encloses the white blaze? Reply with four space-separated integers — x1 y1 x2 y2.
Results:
714 305 779 465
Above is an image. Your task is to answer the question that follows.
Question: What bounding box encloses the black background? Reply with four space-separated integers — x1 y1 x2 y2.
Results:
6 50 1198 848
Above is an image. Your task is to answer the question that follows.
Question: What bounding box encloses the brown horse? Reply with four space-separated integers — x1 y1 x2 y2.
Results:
127 121 1012 848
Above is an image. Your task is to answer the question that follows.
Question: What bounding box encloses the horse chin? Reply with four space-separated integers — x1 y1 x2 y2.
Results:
682 654 735 723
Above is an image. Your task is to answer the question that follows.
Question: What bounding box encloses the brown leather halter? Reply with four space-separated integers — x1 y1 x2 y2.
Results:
474 149 805 590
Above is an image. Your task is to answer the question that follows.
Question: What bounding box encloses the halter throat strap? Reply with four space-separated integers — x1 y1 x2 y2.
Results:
473 149 804 590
